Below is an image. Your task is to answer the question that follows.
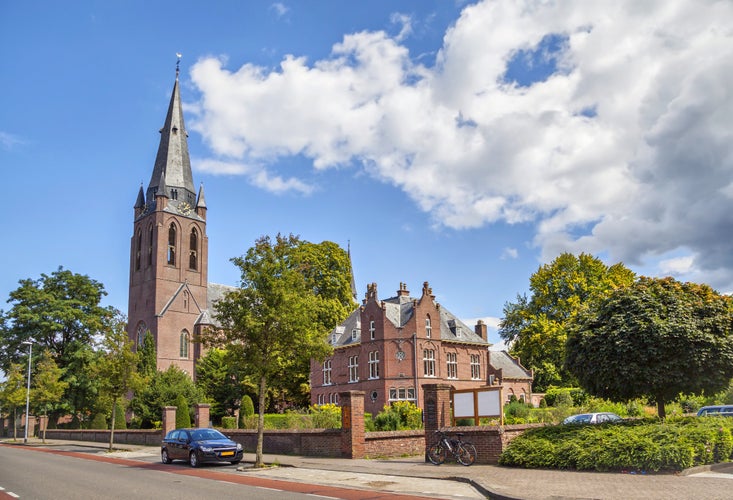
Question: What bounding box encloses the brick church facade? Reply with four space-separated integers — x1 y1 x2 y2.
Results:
126 66 230 375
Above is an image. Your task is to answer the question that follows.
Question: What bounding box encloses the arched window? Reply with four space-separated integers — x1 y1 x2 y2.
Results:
136 322 148 348
180 330 190 358
147 224 154 266
135 229 142 271
167 223 176 265
425 316 432 338
189 228 198 270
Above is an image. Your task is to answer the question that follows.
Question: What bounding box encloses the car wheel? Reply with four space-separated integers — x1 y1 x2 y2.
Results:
189 451 200 468
161 449 172 464
230 460 241 465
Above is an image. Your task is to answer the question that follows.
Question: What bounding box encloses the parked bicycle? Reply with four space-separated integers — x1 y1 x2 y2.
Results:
427 430 477 466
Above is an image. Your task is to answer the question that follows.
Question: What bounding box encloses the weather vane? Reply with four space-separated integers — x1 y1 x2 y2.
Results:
176 52 182 77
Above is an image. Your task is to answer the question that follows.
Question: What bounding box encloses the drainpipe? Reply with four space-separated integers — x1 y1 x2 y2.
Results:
413 332 419 408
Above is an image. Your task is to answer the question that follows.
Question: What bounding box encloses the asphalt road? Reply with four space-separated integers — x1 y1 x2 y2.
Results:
0 445 446 500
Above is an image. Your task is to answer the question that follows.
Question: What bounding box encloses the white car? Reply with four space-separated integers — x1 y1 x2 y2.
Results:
562 412 622 425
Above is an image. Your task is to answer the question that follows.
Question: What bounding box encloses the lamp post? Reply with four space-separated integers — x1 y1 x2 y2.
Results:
21 340 33 444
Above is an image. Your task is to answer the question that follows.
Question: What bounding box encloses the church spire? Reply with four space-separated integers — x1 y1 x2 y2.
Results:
145 55 195 210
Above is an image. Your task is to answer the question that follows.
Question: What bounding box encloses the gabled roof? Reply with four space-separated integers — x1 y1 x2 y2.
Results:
489 350 533 380
196 282 237 327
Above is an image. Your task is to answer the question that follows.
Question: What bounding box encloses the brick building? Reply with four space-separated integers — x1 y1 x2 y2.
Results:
310 281 499 416
487 350 533 403
126 65 231 375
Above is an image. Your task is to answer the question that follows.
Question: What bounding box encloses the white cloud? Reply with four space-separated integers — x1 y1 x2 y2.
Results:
189 0 733 292
0 131 26 150
270 2 289 18
195 157 313 195
501 247 519 260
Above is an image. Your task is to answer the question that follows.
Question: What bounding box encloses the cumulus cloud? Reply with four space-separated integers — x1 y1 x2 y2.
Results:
270 2 289 18
189 0 733 292
501 247 519 260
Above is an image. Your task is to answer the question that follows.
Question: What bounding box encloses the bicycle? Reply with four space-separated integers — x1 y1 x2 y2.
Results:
427 430 477 466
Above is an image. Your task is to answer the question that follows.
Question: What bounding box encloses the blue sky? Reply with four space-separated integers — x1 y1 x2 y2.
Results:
2 1 732 349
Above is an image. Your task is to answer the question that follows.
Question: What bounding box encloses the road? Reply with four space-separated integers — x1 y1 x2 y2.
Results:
0 444 445 500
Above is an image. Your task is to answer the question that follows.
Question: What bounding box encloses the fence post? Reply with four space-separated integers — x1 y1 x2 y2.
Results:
162 406 177 436
422 384 453 459
339 391 365 459
194 403 211 428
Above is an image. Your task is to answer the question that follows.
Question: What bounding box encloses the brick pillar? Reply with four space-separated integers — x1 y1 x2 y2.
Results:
194 404 211 428
423 384 453 460
339 391 365 459
162 406 177 436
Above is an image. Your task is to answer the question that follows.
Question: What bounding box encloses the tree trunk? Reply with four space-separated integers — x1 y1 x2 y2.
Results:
657 397 666 419
109 397 117 452
13 407 17 441
42 412 47 443
256 375 267 468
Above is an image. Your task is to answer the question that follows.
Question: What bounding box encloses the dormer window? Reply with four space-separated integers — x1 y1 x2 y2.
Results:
351 328 357 341
456 326 462 338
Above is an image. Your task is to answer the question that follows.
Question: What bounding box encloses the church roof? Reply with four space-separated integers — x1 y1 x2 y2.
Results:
145 73 196 210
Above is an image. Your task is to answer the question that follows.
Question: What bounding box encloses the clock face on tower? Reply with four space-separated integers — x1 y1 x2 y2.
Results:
178 201 192 215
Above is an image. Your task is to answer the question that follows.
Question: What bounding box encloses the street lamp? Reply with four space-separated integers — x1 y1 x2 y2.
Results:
21 340 33 444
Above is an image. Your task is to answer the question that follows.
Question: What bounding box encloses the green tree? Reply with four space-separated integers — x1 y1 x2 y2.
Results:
499 253 635 390
129 366 204 428
0 363 28 440
136 331 156 378
30 349 68 442
566 277 733 418
0 268 114 422
211 234 351 467
95 313 143 450
175 394 191 428
195 348 254 423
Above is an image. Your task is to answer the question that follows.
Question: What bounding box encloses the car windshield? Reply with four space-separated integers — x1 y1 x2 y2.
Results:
191 429 226 441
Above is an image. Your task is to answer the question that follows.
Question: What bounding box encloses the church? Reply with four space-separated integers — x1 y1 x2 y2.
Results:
125 65 231 376
126 66 533 408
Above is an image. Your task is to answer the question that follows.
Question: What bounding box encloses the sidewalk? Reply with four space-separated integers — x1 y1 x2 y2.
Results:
5 438 733 500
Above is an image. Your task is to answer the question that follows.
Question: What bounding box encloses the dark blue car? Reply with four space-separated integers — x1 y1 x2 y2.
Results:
161 428 244 467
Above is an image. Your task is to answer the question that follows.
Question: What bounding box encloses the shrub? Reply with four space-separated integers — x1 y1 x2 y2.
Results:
114 402 127 430
221 416 237 429
90 413 107 429
373 402 423 431
241 395 255 417
500 417 733 472
175 394 191 428
310 404 341 429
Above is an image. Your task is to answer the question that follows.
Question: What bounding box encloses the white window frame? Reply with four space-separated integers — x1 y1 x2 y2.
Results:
323 359 332 385
368 350 380 379
389 387 416 402
470 354 481 380
348 355 359 383
425 317 432 338
351 328 358 341
446 352 457 379
423 349 436 377
369 320 376 340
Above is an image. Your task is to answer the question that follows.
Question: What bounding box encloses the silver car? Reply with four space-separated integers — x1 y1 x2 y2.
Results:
562 412 622 425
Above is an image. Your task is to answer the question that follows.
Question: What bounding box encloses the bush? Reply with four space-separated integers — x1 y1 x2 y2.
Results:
373 402 423 431
544 387 588 407
175 394 191 428
114 402 127 430
500 417 733 472
90 413 107 429
310 404 341 429
221 416 237 429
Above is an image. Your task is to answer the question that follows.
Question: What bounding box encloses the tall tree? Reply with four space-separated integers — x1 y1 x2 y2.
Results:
195 348 254 423
0 363 28 440
129 366 205 428
95 313 143 450
211 234 350 467
30 349 68 442
499 253 635 390
566 277 733 418
0 268 114 421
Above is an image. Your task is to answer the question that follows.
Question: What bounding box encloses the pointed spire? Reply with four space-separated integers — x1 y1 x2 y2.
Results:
146 57 195 208
134 183 145 209
156 170 168 198
195 183 207 209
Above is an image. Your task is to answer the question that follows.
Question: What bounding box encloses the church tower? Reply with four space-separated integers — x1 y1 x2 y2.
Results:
127 62 209 375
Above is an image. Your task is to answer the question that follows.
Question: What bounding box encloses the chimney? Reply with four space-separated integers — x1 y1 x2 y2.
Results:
475 319 488 341
397 282 410 297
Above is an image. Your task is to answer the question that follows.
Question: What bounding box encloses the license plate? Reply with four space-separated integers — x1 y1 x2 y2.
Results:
221 451 234 456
